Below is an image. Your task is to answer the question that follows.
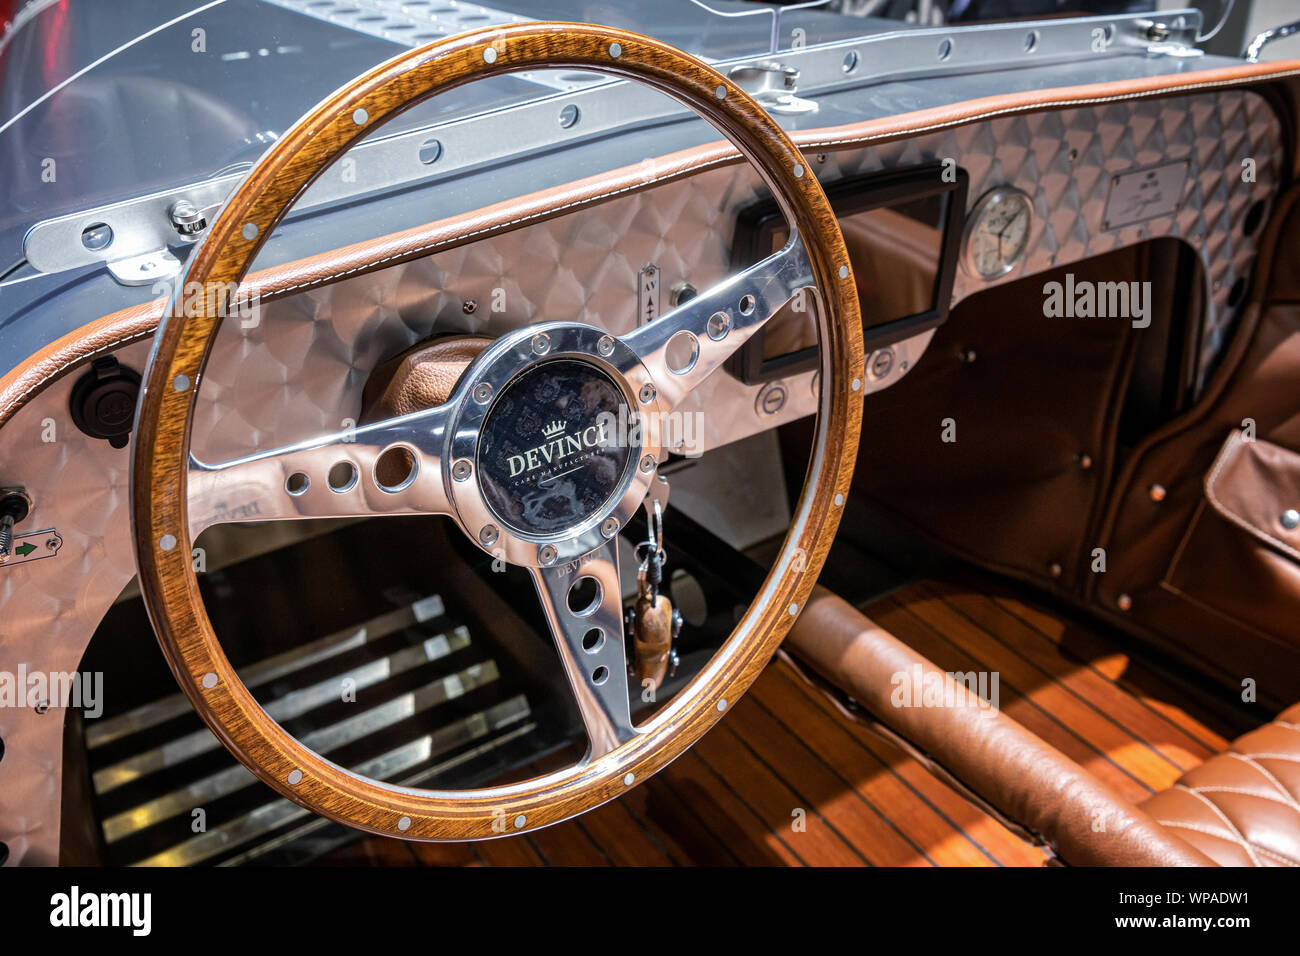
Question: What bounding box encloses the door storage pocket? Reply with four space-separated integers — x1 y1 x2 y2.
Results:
1163 431 1300 644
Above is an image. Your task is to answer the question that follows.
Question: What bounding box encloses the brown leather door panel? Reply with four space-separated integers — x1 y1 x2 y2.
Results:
1163 433 1300 645
1094 186 1300 705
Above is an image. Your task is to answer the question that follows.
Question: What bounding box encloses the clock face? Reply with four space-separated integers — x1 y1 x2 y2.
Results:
965 187 1033 279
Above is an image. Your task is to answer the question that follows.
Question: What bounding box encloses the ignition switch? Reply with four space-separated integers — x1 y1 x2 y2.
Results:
0 489 31 561
169 200 208 240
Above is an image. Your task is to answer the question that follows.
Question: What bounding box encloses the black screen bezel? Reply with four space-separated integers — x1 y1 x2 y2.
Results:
728 162 969 384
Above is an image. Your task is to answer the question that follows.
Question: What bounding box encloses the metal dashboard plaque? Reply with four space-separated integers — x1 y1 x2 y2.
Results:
1102 161 1190 231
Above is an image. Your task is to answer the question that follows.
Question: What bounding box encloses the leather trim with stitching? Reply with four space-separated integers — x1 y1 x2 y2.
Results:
1203 432 1300 563
3 59 1299 431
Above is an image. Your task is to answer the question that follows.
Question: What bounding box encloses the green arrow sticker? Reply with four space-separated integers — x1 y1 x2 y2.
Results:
14 542 36 557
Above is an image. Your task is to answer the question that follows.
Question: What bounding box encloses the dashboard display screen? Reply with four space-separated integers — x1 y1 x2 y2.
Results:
731 164 967 383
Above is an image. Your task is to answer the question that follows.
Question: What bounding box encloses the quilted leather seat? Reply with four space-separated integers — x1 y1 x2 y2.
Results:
786 587 1300 866
1141 705 1300 867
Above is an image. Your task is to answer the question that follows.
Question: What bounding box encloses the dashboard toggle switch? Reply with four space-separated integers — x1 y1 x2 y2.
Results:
0 489 32 563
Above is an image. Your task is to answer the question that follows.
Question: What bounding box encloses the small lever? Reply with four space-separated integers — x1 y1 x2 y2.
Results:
0 489 32 562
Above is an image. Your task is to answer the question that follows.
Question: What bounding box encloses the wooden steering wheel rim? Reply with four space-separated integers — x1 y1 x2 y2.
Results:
132 22 864 841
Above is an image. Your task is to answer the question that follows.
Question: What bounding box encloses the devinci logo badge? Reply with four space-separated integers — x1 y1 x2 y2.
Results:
506 418 612 478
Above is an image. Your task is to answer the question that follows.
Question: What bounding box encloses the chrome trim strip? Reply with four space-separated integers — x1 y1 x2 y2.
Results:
133 697 531 866
22 10 1203 276
101 661 499 842
1245 19 1300 62
85 593 447 748
92 625 471 793
214 719 538 867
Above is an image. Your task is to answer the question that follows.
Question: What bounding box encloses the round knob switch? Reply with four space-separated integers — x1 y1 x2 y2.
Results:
69 357 141 449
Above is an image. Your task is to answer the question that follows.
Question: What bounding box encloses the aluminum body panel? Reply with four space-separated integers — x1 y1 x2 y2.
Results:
0 87 1282 865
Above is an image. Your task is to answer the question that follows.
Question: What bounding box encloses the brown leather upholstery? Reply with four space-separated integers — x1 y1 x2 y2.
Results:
359 336 490 423
786 587 1217 866
1093 185 1300 708
4 60 1298 431
358 336 489 487
1141 705 1300 867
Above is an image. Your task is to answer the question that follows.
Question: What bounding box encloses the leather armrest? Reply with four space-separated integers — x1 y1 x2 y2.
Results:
785 587 1217 866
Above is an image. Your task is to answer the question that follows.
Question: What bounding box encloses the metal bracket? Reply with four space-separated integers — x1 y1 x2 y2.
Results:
20 10 1205 280
1245 19 1300 62
106 249 183 287
0 528 62 567
24 173 243 277
728 62 819 115
637 264 661 326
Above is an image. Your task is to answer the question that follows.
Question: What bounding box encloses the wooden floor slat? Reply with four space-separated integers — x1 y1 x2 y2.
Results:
925 584 1214 767
722 693 929 866
314 577 1233 867
892 584 1188 793
870 594 1159 802
753 662 1046 867
989 594 1240 749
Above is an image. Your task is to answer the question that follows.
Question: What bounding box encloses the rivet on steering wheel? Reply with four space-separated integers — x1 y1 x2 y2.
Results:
131 22 862 842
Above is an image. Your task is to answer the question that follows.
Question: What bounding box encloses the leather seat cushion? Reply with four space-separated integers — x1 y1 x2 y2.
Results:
1141 703 1300 866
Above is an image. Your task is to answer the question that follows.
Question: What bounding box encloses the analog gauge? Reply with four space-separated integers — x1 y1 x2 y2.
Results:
963 186 1034 279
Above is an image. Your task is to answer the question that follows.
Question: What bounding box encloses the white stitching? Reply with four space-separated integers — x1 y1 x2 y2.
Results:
1176 784 1264 866
1158 820 1300 866
1225 752 1300 812
5 68 1297 426
5 329 155 412
1187 785 1300 811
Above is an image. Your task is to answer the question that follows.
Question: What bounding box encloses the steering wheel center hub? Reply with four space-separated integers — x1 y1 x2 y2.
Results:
477 359 631 536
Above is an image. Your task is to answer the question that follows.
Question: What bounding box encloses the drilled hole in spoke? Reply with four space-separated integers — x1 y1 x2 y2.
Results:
665 330 699 374
738 294 756 315
591 666 609 685
327 461 358 493
375 445 417 492
567 576 602 616
286 472 310 496
581 628 604 653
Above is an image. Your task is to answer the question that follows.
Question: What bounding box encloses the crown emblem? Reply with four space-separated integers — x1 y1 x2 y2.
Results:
541 420 566 438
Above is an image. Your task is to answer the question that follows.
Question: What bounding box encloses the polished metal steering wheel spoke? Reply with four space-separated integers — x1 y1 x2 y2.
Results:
529 536 637 760
621 232 814 410
186 405 452 537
